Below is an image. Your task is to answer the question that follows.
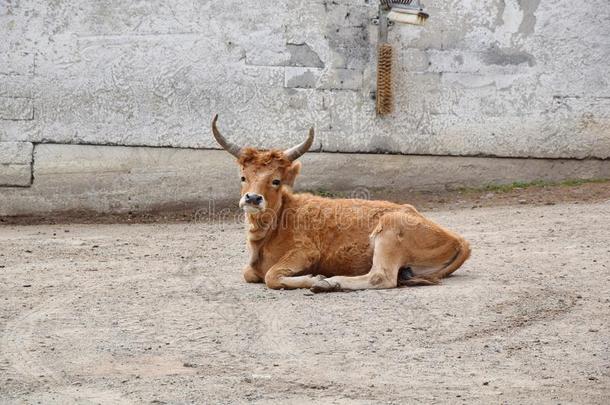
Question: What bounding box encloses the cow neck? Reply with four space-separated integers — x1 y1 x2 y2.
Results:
245 193 286 242
245 192 293 270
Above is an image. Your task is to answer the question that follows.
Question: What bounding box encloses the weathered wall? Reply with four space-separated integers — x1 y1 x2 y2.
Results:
2 144 609 217
1 0 609 190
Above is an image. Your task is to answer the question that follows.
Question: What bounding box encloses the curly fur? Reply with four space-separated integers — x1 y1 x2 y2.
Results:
238 148 292 168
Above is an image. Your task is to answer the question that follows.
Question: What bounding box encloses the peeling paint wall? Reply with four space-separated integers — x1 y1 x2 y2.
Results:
0 0 609 181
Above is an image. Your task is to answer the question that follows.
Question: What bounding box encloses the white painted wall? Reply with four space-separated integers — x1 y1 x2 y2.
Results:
1 0 609 185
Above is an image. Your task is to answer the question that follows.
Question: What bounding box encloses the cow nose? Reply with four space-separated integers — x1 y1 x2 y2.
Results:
245 193 263 205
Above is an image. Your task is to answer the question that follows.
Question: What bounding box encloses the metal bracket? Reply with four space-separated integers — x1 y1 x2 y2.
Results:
378 5 389 43
371 17 394 27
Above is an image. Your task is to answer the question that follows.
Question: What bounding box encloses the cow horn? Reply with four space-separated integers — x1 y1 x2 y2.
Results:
211 114 242 158
284 127 314 161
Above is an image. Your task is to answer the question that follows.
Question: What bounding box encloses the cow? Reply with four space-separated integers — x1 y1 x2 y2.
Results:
211 115 471 292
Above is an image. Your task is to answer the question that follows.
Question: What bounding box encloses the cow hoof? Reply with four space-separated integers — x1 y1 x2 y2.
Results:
310 279 341 293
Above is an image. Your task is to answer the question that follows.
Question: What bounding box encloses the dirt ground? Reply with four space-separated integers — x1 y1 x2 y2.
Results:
1 195 609 403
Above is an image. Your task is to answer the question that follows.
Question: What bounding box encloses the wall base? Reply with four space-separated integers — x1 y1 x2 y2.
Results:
1 144 608 217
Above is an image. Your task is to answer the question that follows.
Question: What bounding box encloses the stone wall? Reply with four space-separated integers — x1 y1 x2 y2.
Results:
1 0 609 188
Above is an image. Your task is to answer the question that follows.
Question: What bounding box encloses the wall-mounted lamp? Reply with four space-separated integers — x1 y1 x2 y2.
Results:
386 0 429 26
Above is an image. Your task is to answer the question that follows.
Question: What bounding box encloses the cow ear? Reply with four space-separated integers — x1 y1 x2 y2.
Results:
283 161 302 189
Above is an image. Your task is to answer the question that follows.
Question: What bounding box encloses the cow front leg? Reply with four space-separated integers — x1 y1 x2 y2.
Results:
270 274 326 289
310 270 398 292
264 250 321 290
243 266 263 283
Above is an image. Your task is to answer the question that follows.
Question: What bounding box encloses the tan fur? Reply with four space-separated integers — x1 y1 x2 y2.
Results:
235 149 471 292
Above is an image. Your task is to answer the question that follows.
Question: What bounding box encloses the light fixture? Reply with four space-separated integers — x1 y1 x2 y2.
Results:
386 0 429 26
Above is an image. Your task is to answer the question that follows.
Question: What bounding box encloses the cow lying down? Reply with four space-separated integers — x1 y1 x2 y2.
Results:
212 115 471 293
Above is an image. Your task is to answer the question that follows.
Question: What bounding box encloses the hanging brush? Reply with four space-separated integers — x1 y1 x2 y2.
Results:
376 5 393 116
376 1 429 116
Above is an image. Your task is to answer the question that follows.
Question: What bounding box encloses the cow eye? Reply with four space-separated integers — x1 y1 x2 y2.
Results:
240 176 246 182
272 179 281 186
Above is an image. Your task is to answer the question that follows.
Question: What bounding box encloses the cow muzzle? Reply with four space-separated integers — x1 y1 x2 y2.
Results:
240 192 266 212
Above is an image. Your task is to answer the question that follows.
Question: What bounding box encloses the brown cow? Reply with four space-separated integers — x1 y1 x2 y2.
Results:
212 115 471 292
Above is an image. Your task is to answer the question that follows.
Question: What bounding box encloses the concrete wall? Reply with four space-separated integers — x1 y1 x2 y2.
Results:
2 144 609 217
0 0 609 211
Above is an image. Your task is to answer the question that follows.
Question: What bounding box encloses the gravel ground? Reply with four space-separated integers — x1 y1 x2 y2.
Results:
0 202 609 404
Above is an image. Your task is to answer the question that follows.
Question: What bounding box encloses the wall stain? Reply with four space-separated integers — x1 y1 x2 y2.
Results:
286 43 324 68
517 0 541 35
484 45 535 67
